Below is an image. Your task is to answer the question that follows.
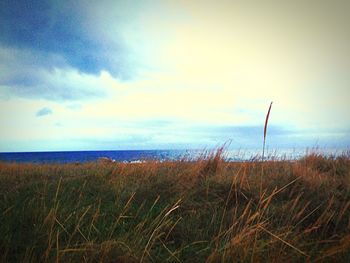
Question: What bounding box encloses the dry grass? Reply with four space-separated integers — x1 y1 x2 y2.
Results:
0 150 349 262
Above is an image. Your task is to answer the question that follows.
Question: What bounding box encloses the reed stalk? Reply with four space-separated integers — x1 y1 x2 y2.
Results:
262 101 273 162
261 102 273 194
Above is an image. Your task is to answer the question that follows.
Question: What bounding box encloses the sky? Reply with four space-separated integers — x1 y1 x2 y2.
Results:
0 0 349 152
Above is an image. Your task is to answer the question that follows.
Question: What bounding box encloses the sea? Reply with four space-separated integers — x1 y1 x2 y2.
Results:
0 148 346 164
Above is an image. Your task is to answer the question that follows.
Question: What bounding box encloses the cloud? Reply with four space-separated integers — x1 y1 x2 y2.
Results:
0 0 137 79
36 107 53 117
0 45 123 101
0 0 349 151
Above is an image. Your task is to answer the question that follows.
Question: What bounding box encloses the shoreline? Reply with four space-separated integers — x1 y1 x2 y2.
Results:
0 147 348 164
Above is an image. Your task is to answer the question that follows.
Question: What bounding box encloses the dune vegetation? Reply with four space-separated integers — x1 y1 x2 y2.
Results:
0 150 350 262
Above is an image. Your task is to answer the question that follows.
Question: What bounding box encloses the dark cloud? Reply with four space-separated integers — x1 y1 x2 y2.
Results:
0 0 136 101
0 46 107 101
8 81 104 101
0 0 133 78
36 107 53 117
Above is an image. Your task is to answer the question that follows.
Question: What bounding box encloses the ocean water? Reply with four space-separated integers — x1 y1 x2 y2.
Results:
0 150 195 164
0 148 345 164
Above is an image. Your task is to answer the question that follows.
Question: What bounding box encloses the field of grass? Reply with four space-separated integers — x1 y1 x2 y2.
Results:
1 150 350 262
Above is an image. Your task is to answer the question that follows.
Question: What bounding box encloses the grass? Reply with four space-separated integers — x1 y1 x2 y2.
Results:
0 150 350 262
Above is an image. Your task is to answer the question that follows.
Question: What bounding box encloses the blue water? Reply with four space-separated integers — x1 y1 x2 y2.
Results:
0 150 200 164
0 148 346 164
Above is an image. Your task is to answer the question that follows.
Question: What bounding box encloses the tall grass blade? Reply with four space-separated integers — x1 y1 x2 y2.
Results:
260 101 273 194
262 101 273 162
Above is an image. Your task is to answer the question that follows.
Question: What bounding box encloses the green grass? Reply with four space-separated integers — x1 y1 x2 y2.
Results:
0 151 350 262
